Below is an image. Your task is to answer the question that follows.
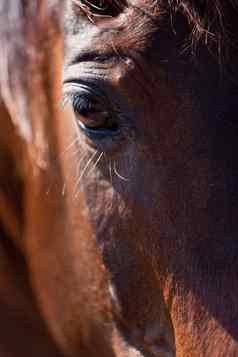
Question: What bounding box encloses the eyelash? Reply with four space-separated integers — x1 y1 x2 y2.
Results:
62 92 88 111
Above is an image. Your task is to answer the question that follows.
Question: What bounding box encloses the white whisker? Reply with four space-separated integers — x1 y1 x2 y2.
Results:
61 150 87 196
63 145 81 162
75 154 87 178
109 160 113 184
87 151 104 177
73 150 98 199
60 137 79 158
113 160 129 182
62 183 66 196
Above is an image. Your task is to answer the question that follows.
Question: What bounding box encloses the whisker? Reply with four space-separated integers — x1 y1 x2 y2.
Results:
61 152 87 196
87 151 104 177
109 160 113 184
73 150 98 199
60 137 80 158
64 145 82 161
47 137 80 193
113 160 129 181
62 183 66 196
75 154 88 178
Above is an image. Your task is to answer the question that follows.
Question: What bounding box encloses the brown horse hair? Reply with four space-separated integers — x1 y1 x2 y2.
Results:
0 0 62 140
171 1 238 55
72 0 238 56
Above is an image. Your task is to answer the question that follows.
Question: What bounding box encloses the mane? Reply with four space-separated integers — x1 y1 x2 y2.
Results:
0 0 62 140
0 0 63 246
171 1 238 54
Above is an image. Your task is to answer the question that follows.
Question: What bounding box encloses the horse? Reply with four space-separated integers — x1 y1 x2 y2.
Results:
62 0 238 356
1 0 238 356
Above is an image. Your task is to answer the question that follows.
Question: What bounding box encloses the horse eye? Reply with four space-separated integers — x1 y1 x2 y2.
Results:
71 95 119 134
72 0 125 17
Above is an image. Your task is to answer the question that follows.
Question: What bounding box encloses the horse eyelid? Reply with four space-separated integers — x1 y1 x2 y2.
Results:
61 93 89 111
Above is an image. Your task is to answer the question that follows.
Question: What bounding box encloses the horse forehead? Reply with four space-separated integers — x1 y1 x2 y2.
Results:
65 0 161 43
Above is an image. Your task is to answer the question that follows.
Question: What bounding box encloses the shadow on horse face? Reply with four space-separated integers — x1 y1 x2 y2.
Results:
63 0 238 356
